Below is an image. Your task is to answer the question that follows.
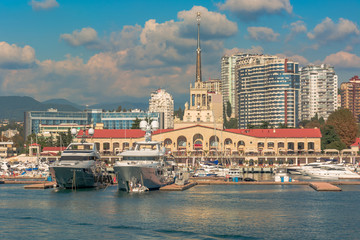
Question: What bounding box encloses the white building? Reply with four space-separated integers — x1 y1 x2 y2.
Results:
1 129 19 138
149 89 174 129
221 53 257 118
300 64 338 121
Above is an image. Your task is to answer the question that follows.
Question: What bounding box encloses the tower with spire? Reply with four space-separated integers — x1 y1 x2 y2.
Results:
196 12 202 84
174 12 223 130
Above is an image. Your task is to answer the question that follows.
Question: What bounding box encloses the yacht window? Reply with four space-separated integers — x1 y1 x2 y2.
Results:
60 156 96 161
122 156 156 161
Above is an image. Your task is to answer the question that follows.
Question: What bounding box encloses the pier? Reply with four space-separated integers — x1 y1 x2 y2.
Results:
309 182 342 191
24 182 56 189
160 181 197 191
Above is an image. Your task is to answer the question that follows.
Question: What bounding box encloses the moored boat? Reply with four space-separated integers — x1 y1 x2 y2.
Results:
50 128 111 189
113 120 175 192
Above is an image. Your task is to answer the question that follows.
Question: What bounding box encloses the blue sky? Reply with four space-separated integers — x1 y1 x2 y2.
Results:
1 0 360 106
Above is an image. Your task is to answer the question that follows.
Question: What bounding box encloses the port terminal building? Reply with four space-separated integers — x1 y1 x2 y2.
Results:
73 126 328 165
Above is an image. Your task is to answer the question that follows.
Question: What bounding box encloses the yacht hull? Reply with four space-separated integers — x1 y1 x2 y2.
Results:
51 166 98 189
113 165 166 192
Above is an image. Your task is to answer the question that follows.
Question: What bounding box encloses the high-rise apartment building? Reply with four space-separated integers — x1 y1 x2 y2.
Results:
221 53 255 118
149 89 174 129
300 64 338 121
341 75 360 122
237 55 300 128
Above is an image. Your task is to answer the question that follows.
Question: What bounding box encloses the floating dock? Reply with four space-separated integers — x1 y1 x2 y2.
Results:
160 181 197 191
24 182 56 189
309 182 342 191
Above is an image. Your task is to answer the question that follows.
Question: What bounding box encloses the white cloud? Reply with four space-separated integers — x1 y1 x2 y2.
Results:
323 51 360 69
307 17 360 43
276 53 309 66
285 20 307 42
110 25 142 50
0 42 35 69
247 27 279 42
60 27 101 49
218 0 292 21
177 6 238 39
223 46 264 56
0 6 235 104
30 0 59 10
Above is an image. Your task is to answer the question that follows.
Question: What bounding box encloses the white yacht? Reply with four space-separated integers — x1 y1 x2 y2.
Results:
305 165 360 179
113 120 174 192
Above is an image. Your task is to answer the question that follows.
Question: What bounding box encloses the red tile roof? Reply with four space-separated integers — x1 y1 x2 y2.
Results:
351 138 360 146
225 128 322 138
77 127 321 139
42 147 66 152
77 129 146 139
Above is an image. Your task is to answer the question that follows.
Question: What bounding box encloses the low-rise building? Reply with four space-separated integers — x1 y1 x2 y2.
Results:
0 141 16 158
74 126 321 159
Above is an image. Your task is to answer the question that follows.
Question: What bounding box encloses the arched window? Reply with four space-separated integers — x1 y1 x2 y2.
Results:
193 134 203 150
193 134 203 142
224 138 232 146
237 140 245 147
209 136 219 149
194 140 203 150
164 138 172 147
177 136 187 150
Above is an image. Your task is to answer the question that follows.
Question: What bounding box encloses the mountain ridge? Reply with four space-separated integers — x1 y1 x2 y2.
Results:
0 96 150 121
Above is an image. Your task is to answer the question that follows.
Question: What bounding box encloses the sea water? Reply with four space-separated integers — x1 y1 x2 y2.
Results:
1 183 360 240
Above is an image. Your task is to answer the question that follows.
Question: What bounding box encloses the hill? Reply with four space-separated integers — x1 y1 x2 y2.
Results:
89 101 148 111
42 98 84 110
0 96 166 121
0 96 80 121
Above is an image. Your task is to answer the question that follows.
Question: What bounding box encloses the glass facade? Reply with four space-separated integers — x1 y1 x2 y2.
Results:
237 56 300 128
24 110 163 138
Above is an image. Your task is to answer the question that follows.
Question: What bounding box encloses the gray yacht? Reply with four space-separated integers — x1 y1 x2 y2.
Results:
50 129 111 189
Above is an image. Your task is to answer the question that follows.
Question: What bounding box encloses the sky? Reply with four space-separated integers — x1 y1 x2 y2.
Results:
1 0 360 107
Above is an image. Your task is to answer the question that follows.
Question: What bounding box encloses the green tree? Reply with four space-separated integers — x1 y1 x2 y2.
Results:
226 101 232 119
259 121 271 129
131 117 141 129
321 125 346 150
278 123 288 128
56 129 74 147
298 120 310 128
174 107 184 120
116 105 122 112
226 118 238 129
326 108 358 147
